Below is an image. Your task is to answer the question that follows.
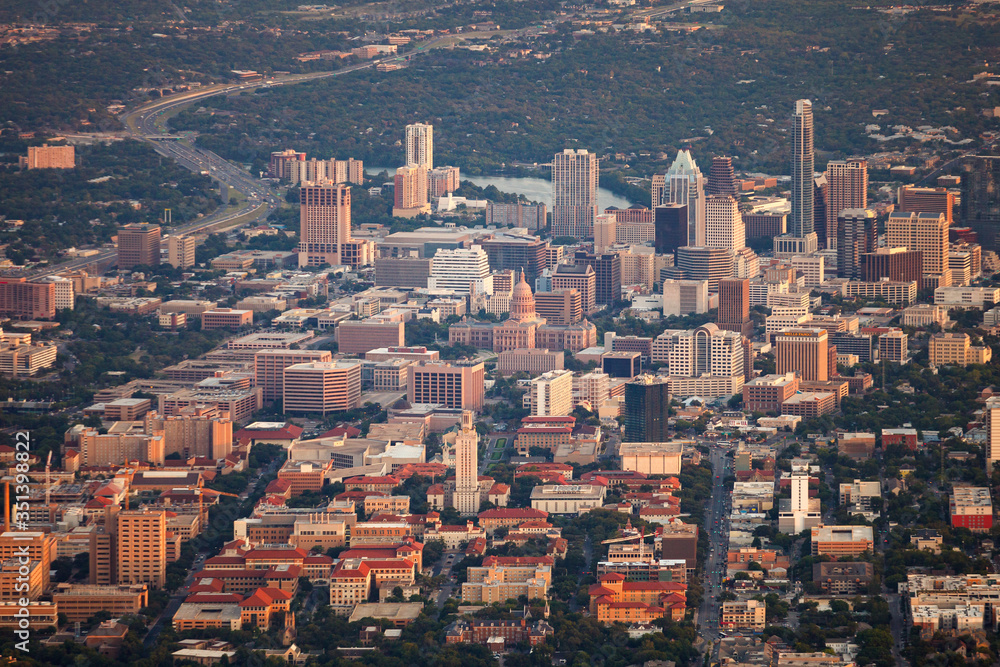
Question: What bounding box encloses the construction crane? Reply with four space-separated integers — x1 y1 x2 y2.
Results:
196 477 240 527
45 451 52 509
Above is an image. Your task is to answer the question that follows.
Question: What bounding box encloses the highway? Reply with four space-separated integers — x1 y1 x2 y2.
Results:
700 444 733 658
27 38 445 279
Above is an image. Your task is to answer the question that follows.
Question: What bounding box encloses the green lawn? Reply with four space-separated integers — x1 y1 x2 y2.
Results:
495 438 507 448
490 450 503 460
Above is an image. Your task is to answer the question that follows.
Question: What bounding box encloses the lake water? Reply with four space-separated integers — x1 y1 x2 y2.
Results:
366 167 634 210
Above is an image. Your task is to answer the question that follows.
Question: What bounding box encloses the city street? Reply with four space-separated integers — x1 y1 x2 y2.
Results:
699 444 733 651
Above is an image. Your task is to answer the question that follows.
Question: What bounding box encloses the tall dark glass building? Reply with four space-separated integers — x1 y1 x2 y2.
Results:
624 375 671 443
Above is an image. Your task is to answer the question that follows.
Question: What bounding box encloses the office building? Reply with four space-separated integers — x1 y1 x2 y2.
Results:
166 235 196 269
299 182 373 268
879 329 909 364
594 213 616 252
813 562 874 595
283 360 362 414
811 525 873 557
836 209 877 280
117 510 167 589
453 411 480 516
118 223 161 269
624 375 671 443
721 600 767 631
674 246 734 291
928 332 992 366
529 370 574 417
961 156 1000 250
744 212 787 239
618 441 684 475
552 149 598 238
705 195 745 252
408 360 485 410
531 484 605 515
717 277 751 336
481 234 549 282
0 278 56 320
862 247 923 283
405 123 433 169
707 156 738 198
255 349 332 401
950 487 993 532
375 257 433 288
602 351 641 379
887 211 950 285
742 372 799 413
898 185 955 224
790 100 815 238
551 264 597 314
652 324 745 379
534 289 582 325
486 202 547 231
825 159 868 249
393 166 431 217
660 279 710 317
663 150 706 246
775 328 828 381
337 319 405 355
21 143 75 169
201 308 253 330
653 204 688 255
573 251 622 305
427 245 492 294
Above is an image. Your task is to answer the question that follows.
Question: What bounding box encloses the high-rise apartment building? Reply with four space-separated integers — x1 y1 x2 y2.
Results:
624 375 671 443
21 144 75 169
674 246 734 292
986 397 1000 473
427 245 492 295
836 209 877 280
887 211 950 284
552 149 598 238
573 251 622 306
0 278 56 320
825 159 868 249
428 166 460 197
405 123 434 169
717 278 751 336
705 195 746 252
486 202 548 231
166 235 196 269
117 223 161 269
898 186 955 224
961 156 1000 250
269 149 306 179
775 328 828 382
117 510 167 589
813 175 828 246
408 360 485 410
663 150 706 246
653 204 688 255
529 369 574 417
299 182 373 268
453 411 480 516
790 100 815 238
393 166 430 217
707 156 738 198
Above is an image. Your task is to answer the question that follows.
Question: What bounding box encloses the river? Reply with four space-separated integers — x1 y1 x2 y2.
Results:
366 167 634 210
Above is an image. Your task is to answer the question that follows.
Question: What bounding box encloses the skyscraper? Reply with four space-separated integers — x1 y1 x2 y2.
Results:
392 165 430 217
717 277 752 336
654 204 688 255
825 159 868 250
663 150 706 246
986 397 1000 473
453 410 480 516
790 100 815 238
405 123 433 170
624 375 671 443
298 182 364 268
836 209 877 280
961 156 1000 250
886 211 950 285
707 156 738 198
594 213 616 253
898 186 955 224
552 149 598 238
674 246 734 292
705 195 746 252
